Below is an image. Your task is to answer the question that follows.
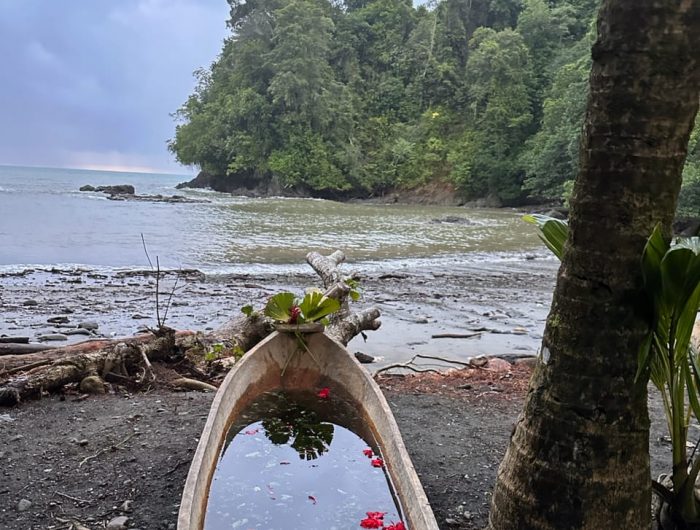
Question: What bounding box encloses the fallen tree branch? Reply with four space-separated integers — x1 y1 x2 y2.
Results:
0 359 53 377
0 343 57 355
431 332 482 339
0 250 381 406
410 354 472 367
374 353 473 377
307 250 345 287
0 332 179 406
0 337 30 344
171 378 217 392
137 345 155 383
326 308 381 345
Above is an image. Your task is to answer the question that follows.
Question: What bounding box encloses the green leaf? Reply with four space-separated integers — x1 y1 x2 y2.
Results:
241 304 254 317
635 331 653 386
641 224 669 297
522 214 568 260
659 247 695 310
686 354 700 427
264 292 297 322
299 289 341 322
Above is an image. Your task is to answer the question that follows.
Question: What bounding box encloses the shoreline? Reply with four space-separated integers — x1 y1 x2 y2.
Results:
0 257 558 366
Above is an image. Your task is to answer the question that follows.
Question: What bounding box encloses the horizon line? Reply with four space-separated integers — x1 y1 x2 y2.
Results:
0 162 194 176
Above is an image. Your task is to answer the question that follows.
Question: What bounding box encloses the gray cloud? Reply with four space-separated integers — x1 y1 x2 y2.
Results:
0 0 229 173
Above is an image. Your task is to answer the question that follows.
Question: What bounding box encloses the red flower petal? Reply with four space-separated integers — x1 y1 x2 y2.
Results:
243 428 259 435
366 511 385 520
370 458 384 468
360 517 383 529
289 305 301 324
363 448 374 458
384 523 405 530
317 387 330 399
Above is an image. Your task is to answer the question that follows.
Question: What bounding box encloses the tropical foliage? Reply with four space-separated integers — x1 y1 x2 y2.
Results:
170 0 699 208
263 289 341 325
638 227 700 526
527 215 700 526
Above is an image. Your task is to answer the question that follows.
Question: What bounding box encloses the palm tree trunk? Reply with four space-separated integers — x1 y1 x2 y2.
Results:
488 2 700 528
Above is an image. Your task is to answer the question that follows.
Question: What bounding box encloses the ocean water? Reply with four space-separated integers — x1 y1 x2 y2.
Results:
0 165 545 274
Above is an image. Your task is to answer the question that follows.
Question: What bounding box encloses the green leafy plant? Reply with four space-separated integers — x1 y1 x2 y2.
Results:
346 278 362 302
241 304 255 317
260 289 343 376
263 289 341 326
204 343 225 362
522 213 568 259
637 226 700 525
526 215 700 526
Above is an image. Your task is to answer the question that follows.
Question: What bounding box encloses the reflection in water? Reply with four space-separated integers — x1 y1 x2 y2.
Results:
261 402 334 461
204 390 405 530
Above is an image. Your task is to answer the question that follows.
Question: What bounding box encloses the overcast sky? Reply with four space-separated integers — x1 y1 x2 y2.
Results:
0 0 230 174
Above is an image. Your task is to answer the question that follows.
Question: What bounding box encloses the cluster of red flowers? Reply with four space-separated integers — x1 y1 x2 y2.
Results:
358 450 403 528
362 447 384 468
359 511 405 529
317 387 330 399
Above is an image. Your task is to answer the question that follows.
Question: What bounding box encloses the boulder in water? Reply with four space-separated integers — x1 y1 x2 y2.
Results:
80 184 135 195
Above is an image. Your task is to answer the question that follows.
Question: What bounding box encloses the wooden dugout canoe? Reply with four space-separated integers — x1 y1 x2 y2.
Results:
178 329 439 529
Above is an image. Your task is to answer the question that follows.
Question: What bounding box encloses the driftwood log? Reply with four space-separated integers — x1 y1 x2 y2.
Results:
0 251 380 406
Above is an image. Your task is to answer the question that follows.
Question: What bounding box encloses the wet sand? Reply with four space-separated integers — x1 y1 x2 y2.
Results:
0 257 558 366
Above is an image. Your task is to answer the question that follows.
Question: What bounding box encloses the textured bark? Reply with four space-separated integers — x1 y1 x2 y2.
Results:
0 331 180 406
488 2 700 529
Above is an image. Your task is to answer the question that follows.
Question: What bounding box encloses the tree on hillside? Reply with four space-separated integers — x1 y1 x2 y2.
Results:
521 33 592 200
265 0 353 192
488 1 700 528
462 27 534 201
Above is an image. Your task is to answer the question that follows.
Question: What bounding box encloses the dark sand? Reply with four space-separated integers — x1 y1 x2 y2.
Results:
0 258 673 529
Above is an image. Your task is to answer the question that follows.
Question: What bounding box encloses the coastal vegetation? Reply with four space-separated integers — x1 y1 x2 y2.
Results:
169 0 700 213
527 214 700 527
487 0 700 526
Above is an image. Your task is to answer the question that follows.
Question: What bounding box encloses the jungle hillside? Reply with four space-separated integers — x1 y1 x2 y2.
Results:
169 0 700 211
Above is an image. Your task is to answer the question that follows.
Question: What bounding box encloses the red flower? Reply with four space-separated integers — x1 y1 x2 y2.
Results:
366 512 385 520
317 387 330 399
384 523 405 530
360 517 383 529
370 458 384 468
363 448 374 458
289 305 301 324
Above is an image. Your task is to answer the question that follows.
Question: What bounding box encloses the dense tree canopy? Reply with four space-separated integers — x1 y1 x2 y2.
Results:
170 0 699 209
